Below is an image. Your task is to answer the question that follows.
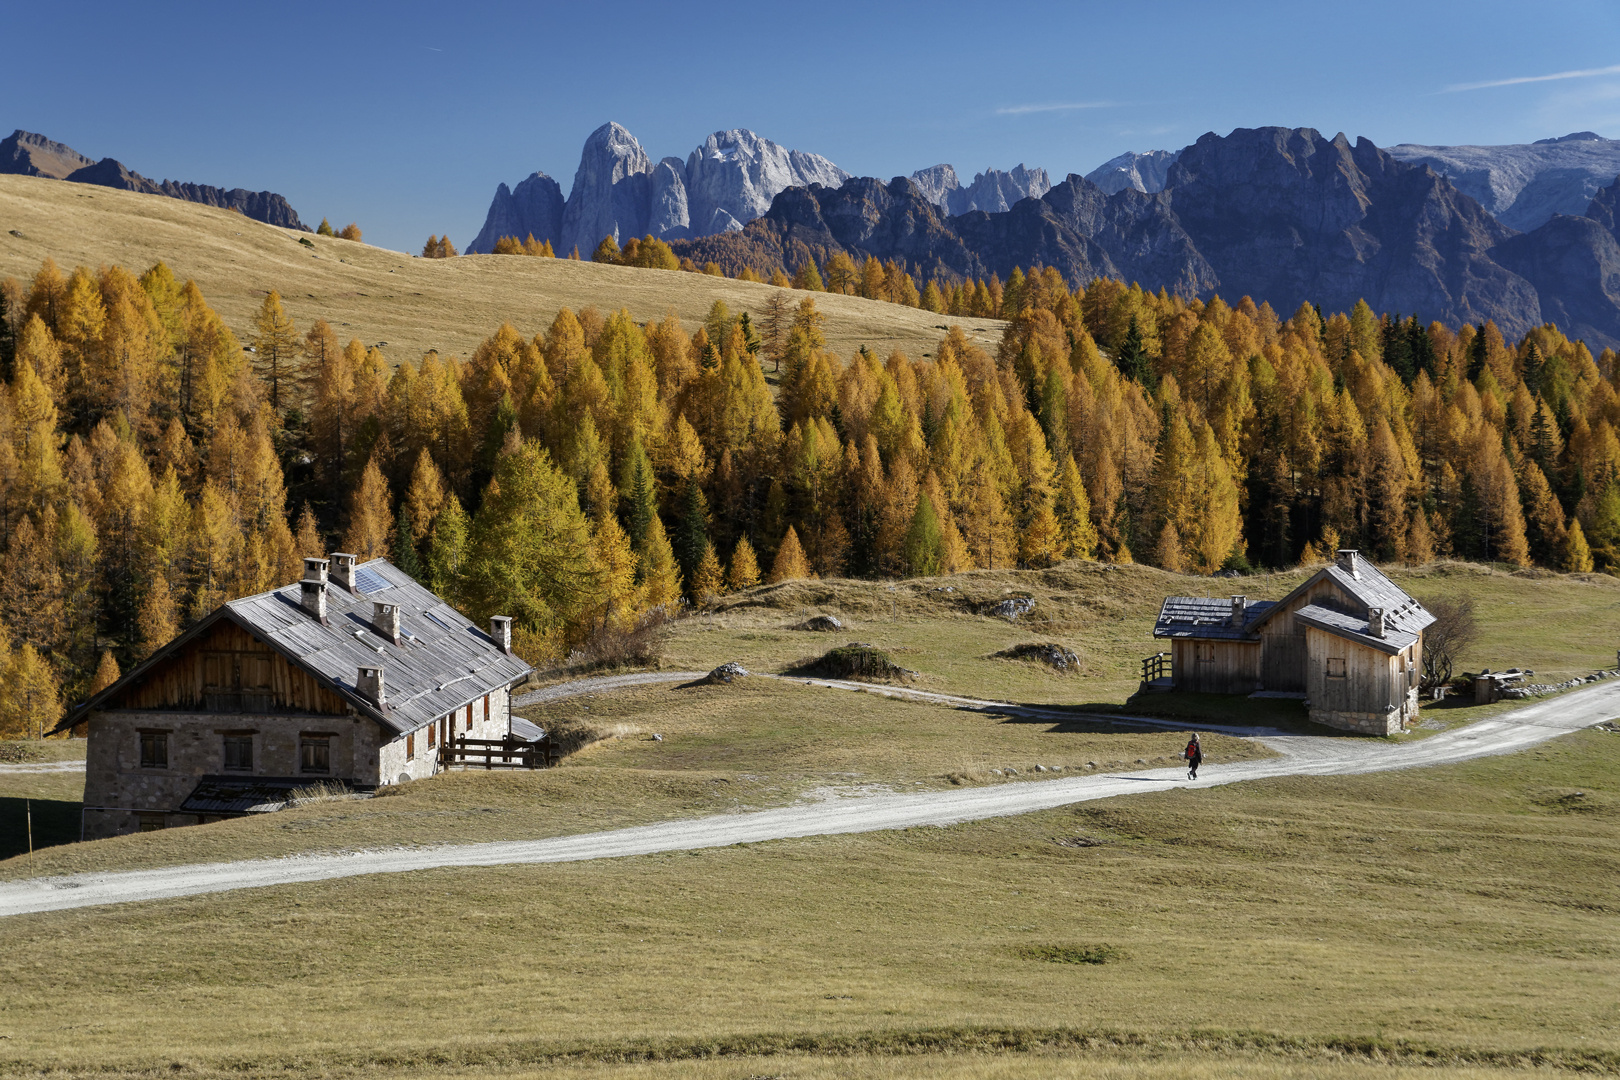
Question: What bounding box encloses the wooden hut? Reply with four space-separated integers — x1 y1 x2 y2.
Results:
1152 550 1434 734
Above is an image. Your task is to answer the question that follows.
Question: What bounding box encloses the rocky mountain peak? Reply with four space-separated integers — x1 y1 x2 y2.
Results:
0 129 95 179
1083 149 1181 194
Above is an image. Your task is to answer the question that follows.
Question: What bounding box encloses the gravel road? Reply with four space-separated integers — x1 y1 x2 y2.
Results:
0 760 85 774
2 678 1615 919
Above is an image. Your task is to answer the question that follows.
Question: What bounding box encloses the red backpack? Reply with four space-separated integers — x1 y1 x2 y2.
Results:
1185 740 1199 760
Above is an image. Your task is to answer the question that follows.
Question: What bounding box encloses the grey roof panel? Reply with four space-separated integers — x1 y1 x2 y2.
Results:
218 558 533 736
1153 597 1276 640
1296 603 1420 654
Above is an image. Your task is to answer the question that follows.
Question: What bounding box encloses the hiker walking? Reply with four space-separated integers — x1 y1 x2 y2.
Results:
1184 733 1203 780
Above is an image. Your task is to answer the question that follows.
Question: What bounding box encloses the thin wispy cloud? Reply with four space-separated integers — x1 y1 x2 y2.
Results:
996 101 1116 115
1442 63 1620 93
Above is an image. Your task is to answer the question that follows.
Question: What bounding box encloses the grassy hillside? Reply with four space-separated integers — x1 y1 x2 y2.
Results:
665 559 1620 706
0 730 1614 1077
0 174 1002 362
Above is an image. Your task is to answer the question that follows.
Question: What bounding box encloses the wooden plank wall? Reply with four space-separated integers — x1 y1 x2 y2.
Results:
1259 578 1356 692
1304 625 1397 715
1173 638 1261 694
109 621 349 714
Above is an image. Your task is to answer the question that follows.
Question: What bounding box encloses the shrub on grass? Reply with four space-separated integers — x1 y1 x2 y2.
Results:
789 644 913 682
1015 943 1127 964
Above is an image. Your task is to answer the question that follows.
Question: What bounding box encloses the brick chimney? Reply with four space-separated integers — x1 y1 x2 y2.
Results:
1336 549 1361 579
373 601 401 645
489 615 513 654
357 665 385 706
300 558 329 621
330 552 358 592
1368 607 1386 638
1229 595 1246 628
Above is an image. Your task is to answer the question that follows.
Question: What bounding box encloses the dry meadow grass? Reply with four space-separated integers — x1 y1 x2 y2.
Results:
0 730 1614 1077
672 560 1620 706
0 173 1002 363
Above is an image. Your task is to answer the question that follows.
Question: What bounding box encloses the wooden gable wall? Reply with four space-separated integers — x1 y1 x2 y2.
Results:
1256 575 1359 693
107 619 350 715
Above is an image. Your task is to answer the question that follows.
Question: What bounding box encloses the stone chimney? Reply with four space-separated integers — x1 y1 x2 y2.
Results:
1368 607 1385 638
330 552 358 592
372 601 401 645
489 615 513 654
356 665 385 706
1336 549 1361 579
1230 595 1246 628
299 558 329 621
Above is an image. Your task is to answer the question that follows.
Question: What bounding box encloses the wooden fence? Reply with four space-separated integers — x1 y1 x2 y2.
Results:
439 735 558 770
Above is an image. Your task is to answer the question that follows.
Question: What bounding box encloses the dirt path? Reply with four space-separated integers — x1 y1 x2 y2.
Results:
3 678 1616 919
0 761 85 774
511 671 706 708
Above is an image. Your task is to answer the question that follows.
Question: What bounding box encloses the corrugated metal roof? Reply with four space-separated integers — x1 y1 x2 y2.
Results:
1296 603 1421 654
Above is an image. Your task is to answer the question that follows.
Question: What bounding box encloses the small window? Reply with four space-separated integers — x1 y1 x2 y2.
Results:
223 735 253 772
300 736 331 775
427 723 436 750
139 732 168 769
137 813 166 832
466 702 474 729
484 695 490 724
1327 657 1347 679
406 732 415 760
1195 642 1215 663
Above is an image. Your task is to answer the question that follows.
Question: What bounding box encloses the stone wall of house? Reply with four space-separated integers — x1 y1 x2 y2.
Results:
1305 706 1405 735
82 709 373 840
376 685 516 786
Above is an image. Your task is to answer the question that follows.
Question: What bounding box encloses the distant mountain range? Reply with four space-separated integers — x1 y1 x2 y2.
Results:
669 126 1620 348
466 123 1057 255
1082 132 1620 235
0 130 308 230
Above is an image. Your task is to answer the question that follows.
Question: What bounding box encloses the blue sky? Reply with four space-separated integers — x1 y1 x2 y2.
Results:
8 0 1620 251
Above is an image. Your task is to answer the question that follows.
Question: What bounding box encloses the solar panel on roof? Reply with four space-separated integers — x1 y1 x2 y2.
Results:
352 566 391 594
424 610 455 631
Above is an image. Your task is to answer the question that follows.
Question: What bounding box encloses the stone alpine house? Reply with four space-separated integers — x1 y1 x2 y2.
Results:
1151 550 1435 734
56 555 532 839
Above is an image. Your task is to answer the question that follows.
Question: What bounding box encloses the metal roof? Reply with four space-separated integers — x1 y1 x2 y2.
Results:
1153 597 1277 640
58 559 532 737
1295 603 1421 654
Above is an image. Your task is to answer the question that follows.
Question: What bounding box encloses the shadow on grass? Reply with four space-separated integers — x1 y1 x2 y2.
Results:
1 796 80 858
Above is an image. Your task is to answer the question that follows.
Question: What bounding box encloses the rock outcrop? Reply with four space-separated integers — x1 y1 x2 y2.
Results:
67 157 163 194
0 129 94 179
910 163 1052 215
558 122 654 256
685 129 848 237
473 123 848 255
1084 149 1181 194
649 157 692 240
0 130 307 229
1386 131 1620 232
466 171 565 254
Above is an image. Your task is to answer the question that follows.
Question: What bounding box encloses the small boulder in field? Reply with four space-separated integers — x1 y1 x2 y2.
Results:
980 597 1036 621
995 642 1081 672
795 614 843 632
702 662 750 684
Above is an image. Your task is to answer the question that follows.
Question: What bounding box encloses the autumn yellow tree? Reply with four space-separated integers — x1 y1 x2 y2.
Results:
342 456 395 561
